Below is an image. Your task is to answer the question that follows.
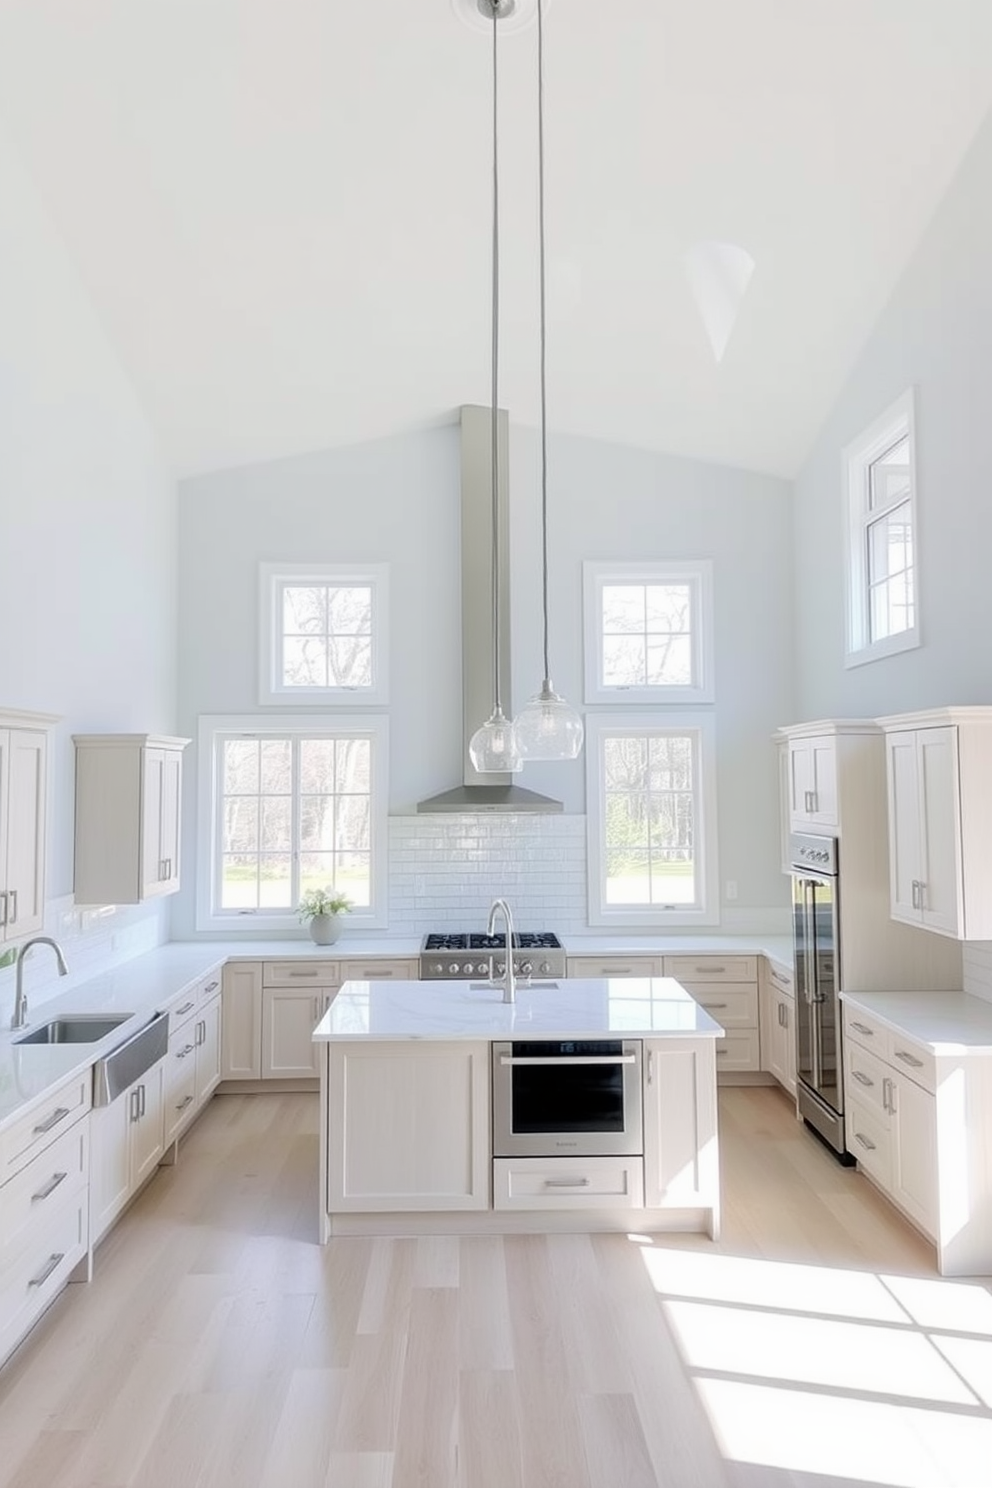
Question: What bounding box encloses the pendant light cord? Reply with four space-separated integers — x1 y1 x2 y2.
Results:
490 2 504 716
537 0 551 687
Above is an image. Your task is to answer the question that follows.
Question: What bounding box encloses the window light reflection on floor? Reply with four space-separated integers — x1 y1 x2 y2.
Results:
637 1245 992 1488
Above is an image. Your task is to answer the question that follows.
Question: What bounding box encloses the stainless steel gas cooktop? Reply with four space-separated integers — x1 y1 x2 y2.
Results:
420 932 565 981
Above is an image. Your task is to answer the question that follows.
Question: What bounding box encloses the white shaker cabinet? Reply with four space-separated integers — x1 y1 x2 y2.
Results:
761 958 797 1098
880 708 992 940
326 1040 490 1212
89 1060 166 1246
73 734 190 905
787 730 838 830
0 710 57 944
641 1039 720 1237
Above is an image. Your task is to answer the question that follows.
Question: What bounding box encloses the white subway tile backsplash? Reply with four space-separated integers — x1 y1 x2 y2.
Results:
387 814 588 932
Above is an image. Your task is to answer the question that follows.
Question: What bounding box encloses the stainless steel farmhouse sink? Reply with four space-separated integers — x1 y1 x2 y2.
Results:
14 1014 133 1046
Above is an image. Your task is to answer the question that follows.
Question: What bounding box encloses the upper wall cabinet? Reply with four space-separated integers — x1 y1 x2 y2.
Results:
781 720 881 836
73 734 190 906
879 708 992 940
0 709 59 943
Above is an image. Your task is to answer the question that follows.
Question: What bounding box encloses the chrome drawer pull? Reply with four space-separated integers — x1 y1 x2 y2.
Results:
702 1001 729 1010
203 981 219 994
850 1021 874 1037
286 969 318 978
852 1071 874 1088
176 1044 195 1060
855 1132 877 1152
894 1049 924 1069
176 1095 194 1112
28 1253 64 1288
500 1055 636 1067
31 1171 67 1203
543 1176 591 1188
698 965 727 973
33 1107 70 1136
175 1001 195 1016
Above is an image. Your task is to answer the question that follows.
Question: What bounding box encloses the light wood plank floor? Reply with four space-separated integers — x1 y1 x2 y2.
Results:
2 1088 990 1488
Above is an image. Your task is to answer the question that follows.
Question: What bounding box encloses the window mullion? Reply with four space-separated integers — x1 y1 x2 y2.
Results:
291 736 303 907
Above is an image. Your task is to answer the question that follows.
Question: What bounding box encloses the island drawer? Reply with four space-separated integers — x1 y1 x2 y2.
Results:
339 959 419 981
665 955 757 983
493 1156 645 1210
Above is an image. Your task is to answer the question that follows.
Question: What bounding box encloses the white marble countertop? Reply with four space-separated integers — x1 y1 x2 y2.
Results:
0 943 230 1132
841 988 992 1054
314 977 726 1042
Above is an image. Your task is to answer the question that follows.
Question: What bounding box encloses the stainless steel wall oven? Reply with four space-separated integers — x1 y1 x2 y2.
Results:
491 1039 643 1158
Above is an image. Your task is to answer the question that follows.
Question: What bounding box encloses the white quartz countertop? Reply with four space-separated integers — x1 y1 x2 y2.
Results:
840 989 992 1054
314 977 726 1042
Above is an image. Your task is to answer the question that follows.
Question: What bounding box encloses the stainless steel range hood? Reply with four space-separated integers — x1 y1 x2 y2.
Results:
417 405 563 814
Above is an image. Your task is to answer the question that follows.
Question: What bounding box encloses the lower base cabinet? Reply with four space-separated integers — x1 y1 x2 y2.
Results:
761 960 797 1098
0 1073 92 1369
642 1038 720 1230
493 1156 644 1210
90 1061 166 1246
327 1040 490 1211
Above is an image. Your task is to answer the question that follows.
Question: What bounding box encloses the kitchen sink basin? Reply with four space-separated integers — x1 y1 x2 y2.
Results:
14 1014 132 1046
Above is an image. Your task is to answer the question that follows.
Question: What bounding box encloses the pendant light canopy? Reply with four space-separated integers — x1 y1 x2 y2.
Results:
515 0 584 761
469 0 523 776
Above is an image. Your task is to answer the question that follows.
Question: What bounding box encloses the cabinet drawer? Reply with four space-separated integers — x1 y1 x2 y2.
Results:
843 1005 892 1063
889 1039 936 1095
1 1075 92 1182
568 956 660 978
492 1156 644 1210
197 969 223 1006
0 1188 88 1353
714 1029 761 1072
263 960 339 986
0 1120 89 1261
846 1099 891 1187
665 955 757 984
339 959 419 981
846 1042 890 1117
766 960 794 996
684 985 758 1028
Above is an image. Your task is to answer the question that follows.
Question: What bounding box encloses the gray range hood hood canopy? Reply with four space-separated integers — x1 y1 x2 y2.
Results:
417 406 563 814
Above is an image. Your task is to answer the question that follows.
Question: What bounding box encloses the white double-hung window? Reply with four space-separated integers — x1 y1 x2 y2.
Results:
585 712 718 926
583 561 714 704
196 714 388 932
259 563 389 705
844 389 919 666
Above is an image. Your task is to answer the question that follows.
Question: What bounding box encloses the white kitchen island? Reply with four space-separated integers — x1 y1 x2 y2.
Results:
313 977 724 1242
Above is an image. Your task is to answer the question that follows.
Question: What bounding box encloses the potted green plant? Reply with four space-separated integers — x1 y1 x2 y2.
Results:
298 888 352 945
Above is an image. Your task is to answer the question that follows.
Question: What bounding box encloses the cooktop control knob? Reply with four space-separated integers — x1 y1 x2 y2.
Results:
539 960 551 974
449 963 460 975
431 963 444 975
463 962 475 975
495 961 506 976
519 961 533 976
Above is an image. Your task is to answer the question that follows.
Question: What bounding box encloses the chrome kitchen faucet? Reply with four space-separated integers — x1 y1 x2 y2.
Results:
11 937 69 1030
486 897 516 1004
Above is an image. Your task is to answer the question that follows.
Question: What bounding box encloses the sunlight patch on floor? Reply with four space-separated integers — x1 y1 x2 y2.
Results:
638 1245 992 1487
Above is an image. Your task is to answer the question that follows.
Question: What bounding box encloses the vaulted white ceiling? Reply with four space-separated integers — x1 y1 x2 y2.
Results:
1 0 991 479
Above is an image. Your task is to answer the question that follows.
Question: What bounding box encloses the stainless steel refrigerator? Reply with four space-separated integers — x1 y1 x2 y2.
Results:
791 832 851 1160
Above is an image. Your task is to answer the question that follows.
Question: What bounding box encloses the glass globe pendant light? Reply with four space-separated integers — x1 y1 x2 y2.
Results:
515 0 584 761
469 0 523 775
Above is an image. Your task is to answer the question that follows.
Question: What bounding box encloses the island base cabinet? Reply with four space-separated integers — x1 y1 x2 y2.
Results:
642 1038 720 1237
327 1041 490 1212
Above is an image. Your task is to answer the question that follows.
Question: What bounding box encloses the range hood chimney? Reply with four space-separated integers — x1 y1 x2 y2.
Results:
417 405 563 814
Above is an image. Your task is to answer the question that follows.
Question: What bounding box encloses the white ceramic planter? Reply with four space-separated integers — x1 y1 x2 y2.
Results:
308 914 341 945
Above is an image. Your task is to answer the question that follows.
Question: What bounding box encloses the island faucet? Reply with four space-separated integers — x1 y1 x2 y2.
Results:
11 937 69 1030
486 897 516 1005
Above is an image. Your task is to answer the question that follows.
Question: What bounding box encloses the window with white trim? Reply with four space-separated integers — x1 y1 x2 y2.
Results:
583 560 714 703
585 712 718 926
259 563 389 705
844 389 919 666
196 714 388 932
